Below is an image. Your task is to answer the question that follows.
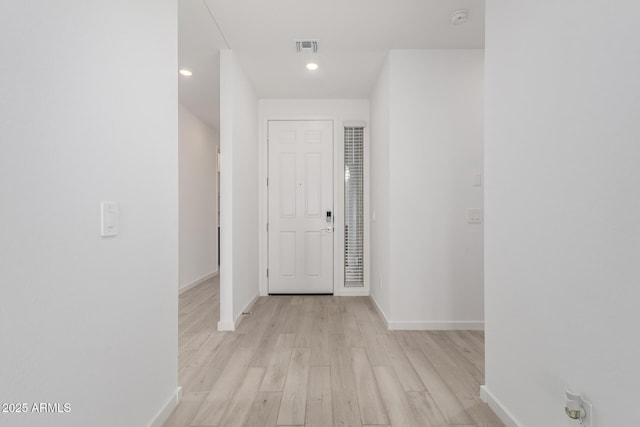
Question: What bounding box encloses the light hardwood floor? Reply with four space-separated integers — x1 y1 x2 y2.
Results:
164 277 504 427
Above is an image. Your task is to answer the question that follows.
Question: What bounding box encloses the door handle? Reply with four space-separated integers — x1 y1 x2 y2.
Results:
321 226 334 233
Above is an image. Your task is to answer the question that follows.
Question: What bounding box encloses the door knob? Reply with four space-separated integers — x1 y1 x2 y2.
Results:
321 226 334 233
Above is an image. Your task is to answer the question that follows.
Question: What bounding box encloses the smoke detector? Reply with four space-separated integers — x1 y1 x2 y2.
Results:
295 40 319 54
450 10 469 25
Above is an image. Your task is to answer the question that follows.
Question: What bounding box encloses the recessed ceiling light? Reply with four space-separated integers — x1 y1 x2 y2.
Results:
306 63 319 71
179 69 193 76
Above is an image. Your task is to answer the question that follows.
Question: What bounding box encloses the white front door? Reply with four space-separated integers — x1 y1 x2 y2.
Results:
268 120 334 294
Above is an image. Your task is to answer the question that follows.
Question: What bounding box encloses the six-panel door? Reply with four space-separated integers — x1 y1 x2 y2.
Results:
268 120 334 294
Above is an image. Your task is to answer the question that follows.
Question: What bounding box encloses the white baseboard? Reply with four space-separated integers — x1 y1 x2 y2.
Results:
217 293 259 332
369 295 390 330
148 386 182 427
388 320 484 331
179 271 218 295
334 288 370 296
368 297 483 331
234 294 259 328
217 320 235 331
480 385 523 427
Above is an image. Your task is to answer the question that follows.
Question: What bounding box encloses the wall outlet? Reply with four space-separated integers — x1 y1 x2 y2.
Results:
565 392 593 427
580 399 593 427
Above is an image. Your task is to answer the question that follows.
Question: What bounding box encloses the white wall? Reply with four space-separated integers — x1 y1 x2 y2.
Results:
484 2 640 426
369 50 485 330
219 50 259 330
258 99 370 296
369 56 392 316
179 104 219 292
0 2 178 427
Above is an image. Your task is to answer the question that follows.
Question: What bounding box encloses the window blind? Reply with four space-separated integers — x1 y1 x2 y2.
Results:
344 127 364 286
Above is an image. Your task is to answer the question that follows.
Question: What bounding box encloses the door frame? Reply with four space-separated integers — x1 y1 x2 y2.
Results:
259 116 343 296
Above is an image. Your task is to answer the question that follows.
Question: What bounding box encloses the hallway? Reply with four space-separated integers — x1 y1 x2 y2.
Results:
164 278 503 427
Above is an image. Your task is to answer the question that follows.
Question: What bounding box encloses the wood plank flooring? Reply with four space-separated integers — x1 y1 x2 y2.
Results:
163 277 504 427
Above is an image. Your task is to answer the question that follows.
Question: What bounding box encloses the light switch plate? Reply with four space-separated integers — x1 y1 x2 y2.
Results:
101 201 118 237
474 173 482 187
468 208 482 224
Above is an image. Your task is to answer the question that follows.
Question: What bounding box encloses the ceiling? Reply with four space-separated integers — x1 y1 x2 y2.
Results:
178 0 226 130
178 0 485 131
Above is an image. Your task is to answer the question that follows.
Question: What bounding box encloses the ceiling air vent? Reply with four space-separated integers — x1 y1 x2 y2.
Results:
295 40 318 54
